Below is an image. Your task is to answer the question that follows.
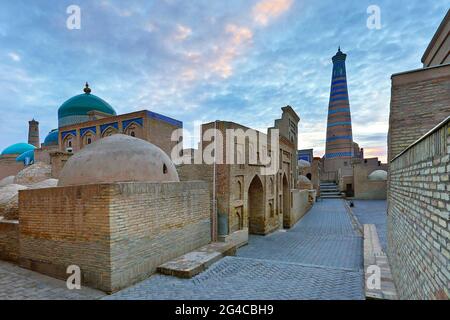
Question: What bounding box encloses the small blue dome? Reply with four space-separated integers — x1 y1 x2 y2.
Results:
16 149 34 164
43 129 59 146
1 143 36 156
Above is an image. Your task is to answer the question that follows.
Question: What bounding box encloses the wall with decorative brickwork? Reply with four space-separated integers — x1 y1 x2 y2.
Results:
18 181 211 293
388 119 449 300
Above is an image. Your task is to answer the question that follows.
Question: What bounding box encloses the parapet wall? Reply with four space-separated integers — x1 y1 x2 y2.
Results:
388 118 449 299
18 181 211 293
286 189 314 228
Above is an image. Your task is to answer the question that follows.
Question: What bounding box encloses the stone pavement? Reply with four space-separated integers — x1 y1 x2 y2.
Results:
349 200 387 251
0 199 365 300
106 199 364 300
0 260 105 300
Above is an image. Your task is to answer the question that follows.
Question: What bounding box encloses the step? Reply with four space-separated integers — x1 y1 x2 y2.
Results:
321 191 341 196
157 242 237 278
321 195 342 199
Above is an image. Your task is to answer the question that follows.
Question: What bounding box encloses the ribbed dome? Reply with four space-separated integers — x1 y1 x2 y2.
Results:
58 83 116 127
1 143 36 156
43 129 59 146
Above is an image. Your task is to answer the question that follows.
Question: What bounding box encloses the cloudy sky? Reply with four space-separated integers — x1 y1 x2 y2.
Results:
0 0 448 162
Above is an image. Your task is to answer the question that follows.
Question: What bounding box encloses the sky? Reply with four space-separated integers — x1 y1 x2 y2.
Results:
0 0 448 162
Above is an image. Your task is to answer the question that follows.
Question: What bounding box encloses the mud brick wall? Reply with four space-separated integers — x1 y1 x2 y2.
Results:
18 181 211 293
19 184 113 291
388 64 450 161
108 181 211 292
0 220 19 263
388 120 449 300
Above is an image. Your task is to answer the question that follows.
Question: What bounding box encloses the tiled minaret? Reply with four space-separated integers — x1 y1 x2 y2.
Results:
325 47 353 160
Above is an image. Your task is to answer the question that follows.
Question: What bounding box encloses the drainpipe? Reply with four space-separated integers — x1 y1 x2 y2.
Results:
212 121 217 241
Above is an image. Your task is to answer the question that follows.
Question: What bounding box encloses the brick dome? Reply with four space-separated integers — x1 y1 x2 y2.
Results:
58 134 179 187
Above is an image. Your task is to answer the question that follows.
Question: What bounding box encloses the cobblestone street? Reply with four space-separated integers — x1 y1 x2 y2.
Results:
0 259 105 300
349 200 387 251
106 199 365 300
0 199 366 300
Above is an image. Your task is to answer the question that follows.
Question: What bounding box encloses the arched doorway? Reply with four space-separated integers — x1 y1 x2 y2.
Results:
248 175 264 234
282 174 289 218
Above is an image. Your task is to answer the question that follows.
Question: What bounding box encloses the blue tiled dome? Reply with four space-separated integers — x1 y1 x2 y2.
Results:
1 143 36 156
43 129 59 146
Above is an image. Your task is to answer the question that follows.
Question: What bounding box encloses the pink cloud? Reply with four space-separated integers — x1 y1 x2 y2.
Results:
252 0 294 26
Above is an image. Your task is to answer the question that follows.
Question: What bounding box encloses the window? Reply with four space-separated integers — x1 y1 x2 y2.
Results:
87 138 92 144
68 140 72 147
163 164 168 174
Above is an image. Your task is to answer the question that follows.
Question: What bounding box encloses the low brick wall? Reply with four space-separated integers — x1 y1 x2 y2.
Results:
388 118 449 299
18 181 211 293
285 189 313 228
0 220 19 263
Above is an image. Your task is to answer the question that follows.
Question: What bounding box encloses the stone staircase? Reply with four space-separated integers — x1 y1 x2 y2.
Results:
320 182 342 199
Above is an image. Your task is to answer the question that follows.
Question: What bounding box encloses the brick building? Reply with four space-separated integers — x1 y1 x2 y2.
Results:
387 9 450 300
177 106 314 243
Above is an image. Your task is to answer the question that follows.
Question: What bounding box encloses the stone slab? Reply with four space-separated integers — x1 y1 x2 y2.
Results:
157 242 237 278
363 224 398 300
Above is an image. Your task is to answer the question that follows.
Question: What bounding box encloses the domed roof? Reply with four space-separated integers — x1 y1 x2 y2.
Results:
14 162 52 185
297 175 313 190
43 129 59 146
16 149 34 164
368 170 388 181
0 176 15 187
1 143 36 156
298 159 311 168
58 134 179 187
58 83 116 126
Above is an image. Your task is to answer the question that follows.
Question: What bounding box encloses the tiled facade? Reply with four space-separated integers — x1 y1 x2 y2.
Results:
58 110 182 157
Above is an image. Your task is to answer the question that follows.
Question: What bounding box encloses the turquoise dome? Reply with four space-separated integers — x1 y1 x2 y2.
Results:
1 143 36 156
16 149 34 164
43 129 59 146
58 83 116 127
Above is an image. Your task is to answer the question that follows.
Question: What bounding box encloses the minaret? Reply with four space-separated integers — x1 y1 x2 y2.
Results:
28 119 40 148
324 47 353 160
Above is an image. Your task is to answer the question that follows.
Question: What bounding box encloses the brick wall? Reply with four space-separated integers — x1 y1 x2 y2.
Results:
388 64 450 161
353 163 387 200
108 182 211 291
0 220 19 263
18 181 211 293
388 119 449 299
0 156 24 180
286 189 313 228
